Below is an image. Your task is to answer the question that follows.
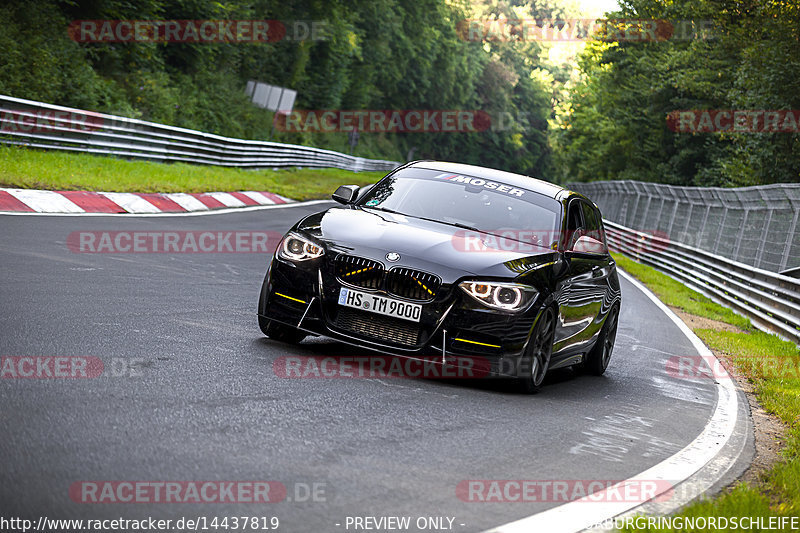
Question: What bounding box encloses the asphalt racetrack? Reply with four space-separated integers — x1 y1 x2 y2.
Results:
0 203 745 532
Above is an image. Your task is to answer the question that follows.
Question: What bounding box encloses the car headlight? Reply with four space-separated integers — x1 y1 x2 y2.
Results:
278 232 324 262
459 281 538 311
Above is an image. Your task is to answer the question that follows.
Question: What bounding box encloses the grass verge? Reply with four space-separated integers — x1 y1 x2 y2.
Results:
0 146 387 201
612 252 800 531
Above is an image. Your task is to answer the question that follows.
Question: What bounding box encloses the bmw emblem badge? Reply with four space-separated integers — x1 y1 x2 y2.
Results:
386 252 401 262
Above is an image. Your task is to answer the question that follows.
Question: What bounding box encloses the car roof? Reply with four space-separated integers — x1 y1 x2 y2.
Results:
406 160 568 200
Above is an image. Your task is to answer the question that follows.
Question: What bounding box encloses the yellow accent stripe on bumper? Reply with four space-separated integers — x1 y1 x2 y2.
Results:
275 292 307 304
454 337 501 348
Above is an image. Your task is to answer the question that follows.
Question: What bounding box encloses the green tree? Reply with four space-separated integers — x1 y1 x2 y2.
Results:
553 0 800 186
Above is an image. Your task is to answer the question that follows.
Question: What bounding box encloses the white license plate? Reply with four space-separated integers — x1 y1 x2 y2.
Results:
338 287 422 322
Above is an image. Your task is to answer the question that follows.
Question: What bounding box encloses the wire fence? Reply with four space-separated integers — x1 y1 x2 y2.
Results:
604 220 800 344
569 180 800 275
0 95 400 173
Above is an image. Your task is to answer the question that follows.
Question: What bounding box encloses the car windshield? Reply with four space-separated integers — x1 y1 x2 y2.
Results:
357 168 562 248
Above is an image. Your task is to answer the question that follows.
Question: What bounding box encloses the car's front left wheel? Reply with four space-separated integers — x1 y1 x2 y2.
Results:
519 306 556 394
582 305 619 376
259 316 306 344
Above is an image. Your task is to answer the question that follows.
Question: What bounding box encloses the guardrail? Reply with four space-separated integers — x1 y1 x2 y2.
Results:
606 220 800 345
0 95 400 173
569 180 800 275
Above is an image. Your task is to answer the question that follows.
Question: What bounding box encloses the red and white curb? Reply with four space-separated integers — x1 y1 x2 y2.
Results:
0 188 293 214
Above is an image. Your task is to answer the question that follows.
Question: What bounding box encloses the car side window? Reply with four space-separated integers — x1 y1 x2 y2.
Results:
576 201 608 254
564 201 584 250
594 206 610 252
581 202 599 238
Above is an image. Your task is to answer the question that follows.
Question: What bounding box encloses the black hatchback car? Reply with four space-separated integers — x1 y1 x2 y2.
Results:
258 161 621 392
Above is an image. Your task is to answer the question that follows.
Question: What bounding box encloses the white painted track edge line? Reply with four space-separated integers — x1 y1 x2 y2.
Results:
483 268 742 533
0 199 327 217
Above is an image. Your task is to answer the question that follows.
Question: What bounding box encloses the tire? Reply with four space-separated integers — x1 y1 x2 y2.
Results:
257 278 306 344
258 314 271 336
583 305 619 376
259 316 306 344
518 306 556 394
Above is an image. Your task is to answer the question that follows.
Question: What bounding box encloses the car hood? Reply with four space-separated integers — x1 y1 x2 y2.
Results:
296 206 556 280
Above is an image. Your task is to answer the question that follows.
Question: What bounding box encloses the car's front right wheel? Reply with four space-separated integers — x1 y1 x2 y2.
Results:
519 306 556 394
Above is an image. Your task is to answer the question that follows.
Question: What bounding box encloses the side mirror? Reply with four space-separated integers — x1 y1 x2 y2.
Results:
572 235 606 255
332 185 360 205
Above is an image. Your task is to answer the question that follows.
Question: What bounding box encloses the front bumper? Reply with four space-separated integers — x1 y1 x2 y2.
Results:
259 257 542 378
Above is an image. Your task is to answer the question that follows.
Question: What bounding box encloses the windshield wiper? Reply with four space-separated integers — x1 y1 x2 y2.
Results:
364 207 488 235
404 214 481 232
414 215 548 247
442 220 482 232
363 205 405 216
367 207 547 248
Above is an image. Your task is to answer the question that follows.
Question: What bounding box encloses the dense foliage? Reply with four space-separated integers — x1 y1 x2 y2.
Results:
0 0 569 179
4 0 797 186
553 0 800 186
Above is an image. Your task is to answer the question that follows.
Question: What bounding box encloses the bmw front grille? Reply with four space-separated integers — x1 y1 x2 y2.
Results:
335 254 441 301
385 267 440 301
335 255 384 290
